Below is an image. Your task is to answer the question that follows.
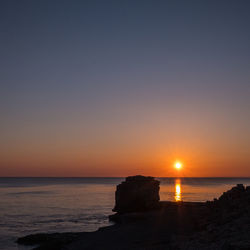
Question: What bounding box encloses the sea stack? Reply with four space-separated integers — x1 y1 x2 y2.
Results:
113 175 160 213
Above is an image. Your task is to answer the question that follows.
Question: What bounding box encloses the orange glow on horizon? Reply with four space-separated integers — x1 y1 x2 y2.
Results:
1 145 250 177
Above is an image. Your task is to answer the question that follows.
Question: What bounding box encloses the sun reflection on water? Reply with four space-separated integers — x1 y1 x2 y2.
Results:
175 179 182 202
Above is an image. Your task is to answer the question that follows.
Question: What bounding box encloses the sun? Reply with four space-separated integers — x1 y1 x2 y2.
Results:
175 162 182 170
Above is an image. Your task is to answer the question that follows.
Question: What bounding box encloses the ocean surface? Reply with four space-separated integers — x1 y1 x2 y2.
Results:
1 177 250 250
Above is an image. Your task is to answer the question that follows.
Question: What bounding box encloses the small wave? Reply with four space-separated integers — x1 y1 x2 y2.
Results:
31 214 108 225
7 191 54 196
34 219 65 224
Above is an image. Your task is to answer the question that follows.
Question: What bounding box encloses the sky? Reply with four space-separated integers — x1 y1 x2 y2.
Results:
0 0 250 177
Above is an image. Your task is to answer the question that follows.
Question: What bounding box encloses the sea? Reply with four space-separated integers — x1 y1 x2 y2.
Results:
1 177 250 250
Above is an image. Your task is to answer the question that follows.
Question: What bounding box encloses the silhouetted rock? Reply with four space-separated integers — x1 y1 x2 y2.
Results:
219 183 245 201
179 184 250 250
207 183 250 213
112 175 160 213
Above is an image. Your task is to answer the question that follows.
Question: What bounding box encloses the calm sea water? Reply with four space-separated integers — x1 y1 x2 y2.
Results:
1 177 250 250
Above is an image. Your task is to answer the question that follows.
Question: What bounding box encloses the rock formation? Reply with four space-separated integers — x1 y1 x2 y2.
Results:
175 184 250 250
112 175 160 213
207 183 250 211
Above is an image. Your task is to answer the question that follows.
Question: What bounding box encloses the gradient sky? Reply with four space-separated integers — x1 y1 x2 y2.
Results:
1 0 250 177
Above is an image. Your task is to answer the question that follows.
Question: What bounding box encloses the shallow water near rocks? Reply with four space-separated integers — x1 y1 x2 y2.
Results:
1 177 250 250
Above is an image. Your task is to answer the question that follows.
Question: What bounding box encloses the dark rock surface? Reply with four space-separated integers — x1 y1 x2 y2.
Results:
113 175 160 213
66 201 208 250
17 232 85 250
173 184 250 250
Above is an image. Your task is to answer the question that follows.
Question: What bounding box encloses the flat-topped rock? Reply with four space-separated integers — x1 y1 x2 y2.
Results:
125 175 155 182
113 175 160 213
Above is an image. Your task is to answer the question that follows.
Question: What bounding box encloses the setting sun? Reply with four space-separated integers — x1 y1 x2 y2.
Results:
175 162 182 170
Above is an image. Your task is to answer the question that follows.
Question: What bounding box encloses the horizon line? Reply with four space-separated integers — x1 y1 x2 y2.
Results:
1 176 250 178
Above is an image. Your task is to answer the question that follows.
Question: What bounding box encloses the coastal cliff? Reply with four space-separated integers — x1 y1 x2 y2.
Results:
17 177 250 250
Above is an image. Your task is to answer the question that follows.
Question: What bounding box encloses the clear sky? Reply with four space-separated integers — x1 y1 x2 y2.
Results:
1 0 250 177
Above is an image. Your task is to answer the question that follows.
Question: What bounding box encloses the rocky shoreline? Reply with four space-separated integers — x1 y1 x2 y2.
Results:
17 177 250 250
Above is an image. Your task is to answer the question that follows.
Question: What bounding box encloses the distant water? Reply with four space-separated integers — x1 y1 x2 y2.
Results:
1 177 250 250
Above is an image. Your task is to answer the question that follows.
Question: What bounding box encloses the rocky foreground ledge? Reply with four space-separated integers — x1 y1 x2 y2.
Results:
17 177 250 250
